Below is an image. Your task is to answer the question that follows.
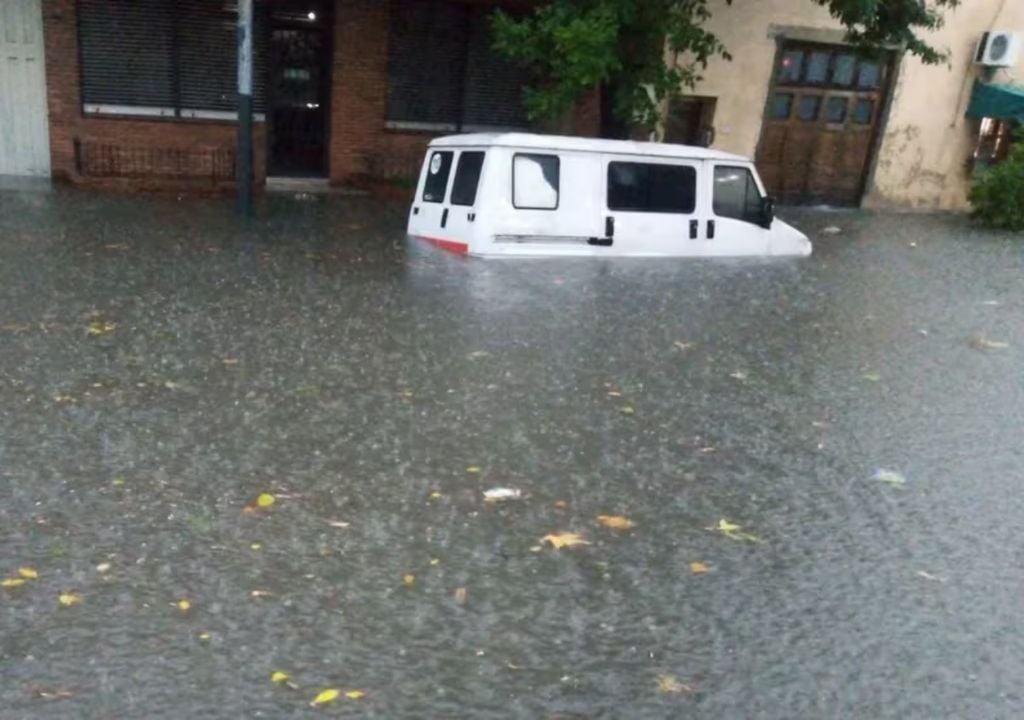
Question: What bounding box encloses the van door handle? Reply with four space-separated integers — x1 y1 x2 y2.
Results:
707 219 715 239
689 219 698 239
441 208 449 228
605 216 615 238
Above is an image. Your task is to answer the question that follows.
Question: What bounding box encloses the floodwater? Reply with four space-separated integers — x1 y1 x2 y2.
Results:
1 188 1022 719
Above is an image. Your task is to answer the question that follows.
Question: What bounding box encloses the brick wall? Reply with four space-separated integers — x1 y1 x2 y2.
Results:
42 0 266 190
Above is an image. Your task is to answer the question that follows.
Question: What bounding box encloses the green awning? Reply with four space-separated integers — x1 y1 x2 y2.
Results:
967 81 1024 122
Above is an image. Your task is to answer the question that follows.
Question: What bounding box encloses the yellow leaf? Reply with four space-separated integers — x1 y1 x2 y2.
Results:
466 466 481 474
429 558 440 566
1 577 26 588
112 476 126 486
256 493 276 508
344 690 365 700
428 491 443 500
250 543 262 550
403 574 416 586
656 674 695 694
271 671 290 683
709 518 763 544
689 561 711 574
541 532 591 549
86 320 117 337
58 592 82 606
310 688 340 707
620 406 635 415
177 599 191 612
18 567 38 580
198 632 211 641
607 390 622 397
597 515 635 530
716 519 740 533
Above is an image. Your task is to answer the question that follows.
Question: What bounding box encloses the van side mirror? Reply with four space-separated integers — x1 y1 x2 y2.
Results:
759 196 775 229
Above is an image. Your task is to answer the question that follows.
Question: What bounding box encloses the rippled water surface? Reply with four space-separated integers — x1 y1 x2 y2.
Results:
1 189 1022 719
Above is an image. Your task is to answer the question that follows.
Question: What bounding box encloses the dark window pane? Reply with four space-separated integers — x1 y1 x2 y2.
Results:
450 151 485 206
832 54 856 85
798 95 821 121
423 151 453 203
513 154 559 209
853 98 875 124
770 92 794 120
825 96 848 123
607 162 697 214
713 166 763 223
857 61 881 88
806 51 830 83
778 50 804 82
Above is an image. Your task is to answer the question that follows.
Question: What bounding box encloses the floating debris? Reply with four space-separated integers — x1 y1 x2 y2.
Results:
483 487 522 503
871 469 907 486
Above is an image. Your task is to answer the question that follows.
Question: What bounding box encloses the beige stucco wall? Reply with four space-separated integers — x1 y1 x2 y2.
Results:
681 0 1023 209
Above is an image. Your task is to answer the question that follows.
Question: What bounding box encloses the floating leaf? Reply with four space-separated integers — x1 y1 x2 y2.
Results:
689 561 711 574
862 373 882 382
541 532 591 549
607 390 623 397
483 487 522 502
673 341 694 352
620 406 635 415
177 599 191 612
428 491 443 500
708 519 763 544
326 520 350 528
96 562 112 574
729 371 748 381
256 493 276 508
86 320 117 337
403 574 416 586
1 578 26 588
250 543 262 550
18 567 38 580
198 632 211 641
968 335 1009 351
310 688 340 707
466 466 481 474
871 468 906 486
596 515 635 530
344 690 365 700
58 592 82 606
32 687 74 700
429 558 441 566
553 500 568 509
656 674 696 695
454 587 467 604
250 589 273 598
271 671 290 684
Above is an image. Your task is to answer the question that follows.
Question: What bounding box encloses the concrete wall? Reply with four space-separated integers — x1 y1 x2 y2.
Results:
684 0 1024 209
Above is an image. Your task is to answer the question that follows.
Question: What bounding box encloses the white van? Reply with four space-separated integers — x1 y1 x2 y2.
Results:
407 133 811 258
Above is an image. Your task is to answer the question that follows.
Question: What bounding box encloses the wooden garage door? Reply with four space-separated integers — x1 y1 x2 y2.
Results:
756 43 890 206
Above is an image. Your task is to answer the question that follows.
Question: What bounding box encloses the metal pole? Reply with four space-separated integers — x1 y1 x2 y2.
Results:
236 0 253 216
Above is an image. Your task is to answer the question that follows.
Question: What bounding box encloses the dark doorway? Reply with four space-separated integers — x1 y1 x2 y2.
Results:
268 2 331 177
664 96 717 147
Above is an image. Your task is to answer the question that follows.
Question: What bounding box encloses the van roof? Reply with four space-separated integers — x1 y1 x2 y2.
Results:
428 132 748 162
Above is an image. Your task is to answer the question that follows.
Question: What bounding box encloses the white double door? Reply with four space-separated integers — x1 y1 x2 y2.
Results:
0 0 51 177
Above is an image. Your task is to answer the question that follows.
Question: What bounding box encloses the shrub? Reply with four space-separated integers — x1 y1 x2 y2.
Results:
969 126 1024 231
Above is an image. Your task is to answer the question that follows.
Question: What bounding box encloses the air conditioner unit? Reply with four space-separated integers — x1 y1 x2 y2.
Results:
975 31 1021 67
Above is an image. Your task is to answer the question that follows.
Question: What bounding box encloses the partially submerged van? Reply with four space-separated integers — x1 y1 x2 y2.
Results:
406 133 811 258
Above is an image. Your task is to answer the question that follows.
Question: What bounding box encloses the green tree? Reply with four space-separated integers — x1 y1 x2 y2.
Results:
492 0 960 135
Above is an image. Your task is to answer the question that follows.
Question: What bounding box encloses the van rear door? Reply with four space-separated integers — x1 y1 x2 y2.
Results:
409 148 463 252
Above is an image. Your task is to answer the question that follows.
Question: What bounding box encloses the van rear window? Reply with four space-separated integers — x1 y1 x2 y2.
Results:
423 151 453 203
450 151 485 206
607 162 697 214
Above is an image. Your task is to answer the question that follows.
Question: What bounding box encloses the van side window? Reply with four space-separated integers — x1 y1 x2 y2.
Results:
607 162 696 213
450 152 486 206
513 154 559 210
713 166 763 223
423 151 454 203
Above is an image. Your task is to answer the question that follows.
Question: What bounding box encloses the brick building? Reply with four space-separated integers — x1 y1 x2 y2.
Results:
11 0 596 190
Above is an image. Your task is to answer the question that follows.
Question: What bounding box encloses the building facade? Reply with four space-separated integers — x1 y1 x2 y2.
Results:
673 0 1024 209
0 0 1020 209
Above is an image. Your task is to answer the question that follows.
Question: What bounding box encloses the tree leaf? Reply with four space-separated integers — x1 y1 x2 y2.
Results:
596 515 635 530
310 688 340 707
58 592 82 606
18 567 39 580
1 578 26 588
344 690 365 700
256 493 276 508
689 561 711 574
271 671 290 683
177 599 191 612
466 466 482 474
541 532 591 549
708 518 763 544
403 574 416 586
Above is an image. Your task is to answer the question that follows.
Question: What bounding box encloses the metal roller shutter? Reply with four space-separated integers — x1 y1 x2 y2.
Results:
77 0 267 115
386 0 468 127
